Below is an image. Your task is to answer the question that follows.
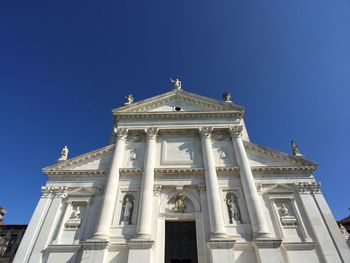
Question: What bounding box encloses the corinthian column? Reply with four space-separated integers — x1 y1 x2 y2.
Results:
135 127 158 239
92 128 128 240
230 125 271 239
199 127 227 239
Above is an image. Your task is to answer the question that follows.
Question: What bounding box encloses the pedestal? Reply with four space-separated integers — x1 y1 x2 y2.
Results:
127 239 154 263
80 240 111 263
207 239 235 263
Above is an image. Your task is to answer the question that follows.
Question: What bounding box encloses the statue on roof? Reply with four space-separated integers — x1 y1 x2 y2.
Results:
124 94 134 105
170 78 182 90
223 91 232 102
58 146 69 161
0 207 7 222
291 140 302 157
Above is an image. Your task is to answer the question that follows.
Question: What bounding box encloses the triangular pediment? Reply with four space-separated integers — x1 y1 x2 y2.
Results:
113 90 244 114
42 145 114 175
245 141 317 168
265 184 294 194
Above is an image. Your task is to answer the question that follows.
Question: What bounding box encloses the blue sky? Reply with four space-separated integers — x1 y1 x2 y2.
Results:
1 1 349 224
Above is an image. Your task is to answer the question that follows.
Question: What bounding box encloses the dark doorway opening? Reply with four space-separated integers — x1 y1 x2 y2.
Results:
165 221 198 263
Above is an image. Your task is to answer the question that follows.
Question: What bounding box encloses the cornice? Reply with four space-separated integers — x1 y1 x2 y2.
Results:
120 168 143 176
43 144 114 174
216 167 240 176
251 166 317 173
114 111 242 121
154 168 204 176
46 170 107 176
244 141 318 167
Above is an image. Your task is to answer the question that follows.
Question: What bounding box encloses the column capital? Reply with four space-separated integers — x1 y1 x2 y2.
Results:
114 128 128 141
145 127 158 140
229 125 243 138
199 126 213 139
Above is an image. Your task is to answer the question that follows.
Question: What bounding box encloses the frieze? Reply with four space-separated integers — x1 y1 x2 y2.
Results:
294 182 321 193
46 170 107 176
251 166 316 173
41 186 68 198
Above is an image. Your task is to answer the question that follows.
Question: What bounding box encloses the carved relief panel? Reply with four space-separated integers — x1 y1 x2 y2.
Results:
211 131 237 167
124 132 145 168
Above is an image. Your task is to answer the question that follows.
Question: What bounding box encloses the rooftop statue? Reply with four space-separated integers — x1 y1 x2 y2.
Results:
223 91 232 102
58 146 69 161
124 94 134 105
291 140 302 157
170 78 182 90
0 207 7 222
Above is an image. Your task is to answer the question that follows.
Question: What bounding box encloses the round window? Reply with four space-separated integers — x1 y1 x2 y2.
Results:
174 106 182 112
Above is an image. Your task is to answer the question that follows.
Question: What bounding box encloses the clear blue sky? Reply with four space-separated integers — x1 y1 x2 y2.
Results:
1 1 349 224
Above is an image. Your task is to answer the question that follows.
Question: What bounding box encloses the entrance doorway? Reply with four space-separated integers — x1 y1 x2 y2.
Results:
165 221 198 263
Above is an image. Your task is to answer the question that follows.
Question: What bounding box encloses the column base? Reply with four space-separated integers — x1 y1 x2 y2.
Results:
91 231 110 241
209 231 228 240
254 231 273 240
127 239 154 263
80 240 111 263
207 239 235 263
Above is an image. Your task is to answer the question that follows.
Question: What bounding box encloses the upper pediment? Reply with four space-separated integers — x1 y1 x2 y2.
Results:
244 141 317 169
113 90 244 114
42 145 114 175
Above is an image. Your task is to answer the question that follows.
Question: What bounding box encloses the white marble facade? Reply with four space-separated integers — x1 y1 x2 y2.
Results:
14 88 350 263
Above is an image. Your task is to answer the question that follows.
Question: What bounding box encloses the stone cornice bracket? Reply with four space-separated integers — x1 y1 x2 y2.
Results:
153 184 162 196
145 127 159 140
114 127 128 141
198 126 213 139
294 182 321 193
41 186 68 198
197 184 206 192
229 125 243 138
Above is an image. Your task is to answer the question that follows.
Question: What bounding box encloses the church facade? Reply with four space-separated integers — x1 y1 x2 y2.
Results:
14 83 350 263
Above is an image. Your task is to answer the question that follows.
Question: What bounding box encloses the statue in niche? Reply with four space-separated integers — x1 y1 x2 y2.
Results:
226 193 240 223
291 140 302 157
223 91 232 102
121 196 134 224
219 148 227 159
58 146 69 161
129 150 137 164
124 94 134 105
71 206 81 220
170 78 182 90
280 203 289 216
175 193 186 213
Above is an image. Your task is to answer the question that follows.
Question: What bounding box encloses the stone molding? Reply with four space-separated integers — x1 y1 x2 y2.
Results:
294 182 321 193
120 168 143 176
198 184 207 192
45 170 107 176
41 186 68 198
251 166 316 173
81 240 111 250
154 168 204 176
